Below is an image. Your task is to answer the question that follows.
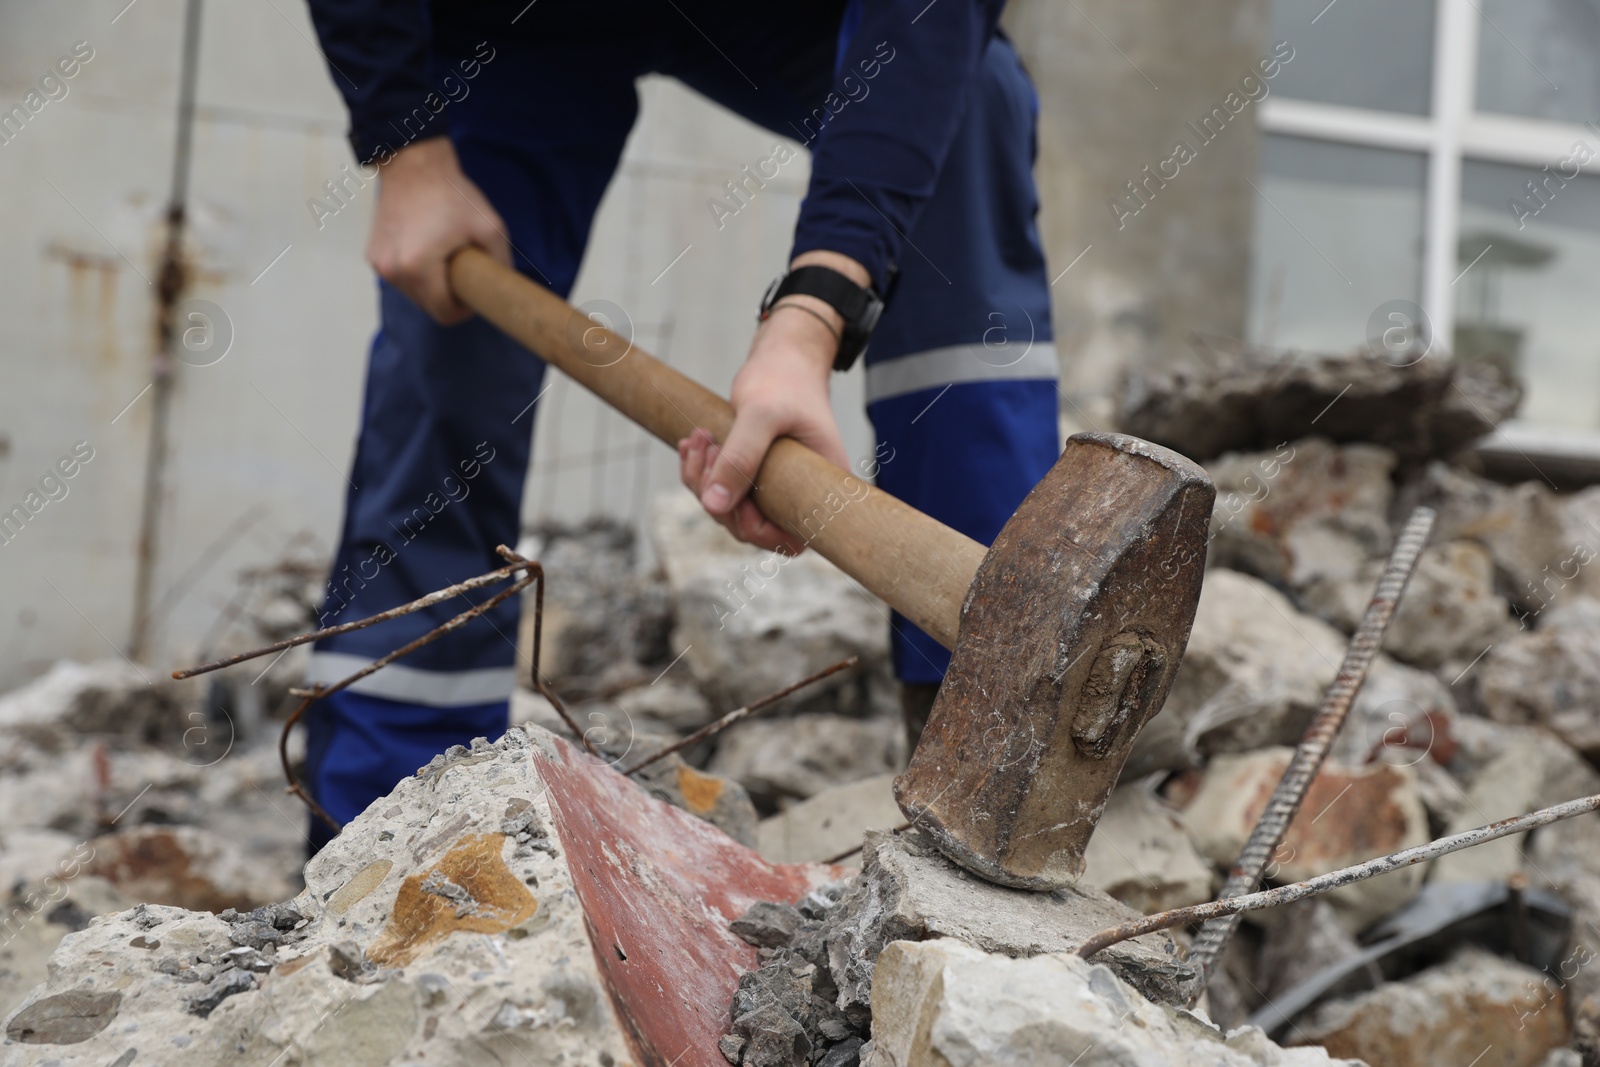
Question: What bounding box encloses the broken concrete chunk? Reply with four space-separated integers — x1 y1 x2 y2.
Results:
1408 753 1469 832
827 831 1197 1014
817 1035 864 1067
650 492 888 708
1479 627 1600 756
2 725 838 1066
719 1031 747 1064
1303 540 1511 669
81 823 295 914
1400 461 1571 614
1181 748 1429 929
710 713 905 810
733 1001 811 1067
1296 947 1568 1067
723 888 866 1066
1435 725 1600 885
1115 342 1518 464
626 746 761 847
1207 437 1395 592
1134 568 1460 775
0 660 196 748
757 773 903 865
1128 569 1346 773
1327 654 1459 769
731 901 803 948
868 939 1362 1067
1539 594 1600 633
1080 782 1213 914
1561 487 1600 598
615 679 715 732
513 519 676 691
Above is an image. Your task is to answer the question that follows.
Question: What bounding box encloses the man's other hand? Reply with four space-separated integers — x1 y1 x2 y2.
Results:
677 251 866 555
367 138 511 324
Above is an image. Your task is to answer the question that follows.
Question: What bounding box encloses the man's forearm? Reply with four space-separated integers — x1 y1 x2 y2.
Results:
790 0 1006 294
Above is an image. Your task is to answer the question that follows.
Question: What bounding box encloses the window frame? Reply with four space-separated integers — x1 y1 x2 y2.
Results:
1256 0 1600 373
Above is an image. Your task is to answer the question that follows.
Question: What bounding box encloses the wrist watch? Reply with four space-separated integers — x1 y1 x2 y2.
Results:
759 265 885 372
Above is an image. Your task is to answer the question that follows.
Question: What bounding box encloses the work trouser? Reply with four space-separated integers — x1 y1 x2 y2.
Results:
304 3 1061 850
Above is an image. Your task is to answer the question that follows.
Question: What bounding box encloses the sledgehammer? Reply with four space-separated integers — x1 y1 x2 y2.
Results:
448 247 1215 890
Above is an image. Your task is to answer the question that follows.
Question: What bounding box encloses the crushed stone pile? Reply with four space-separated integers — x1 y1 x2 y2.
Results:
10 344 1600 1064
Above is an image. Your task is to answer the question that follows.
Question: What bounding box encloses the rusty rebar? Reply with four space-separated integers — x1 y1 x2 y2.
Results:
275 556 542 833
1079 790 1600 961
1183 505 1436 1002
168 544 599 834
620 655 860 777
494 544 600 759
172 562 529 680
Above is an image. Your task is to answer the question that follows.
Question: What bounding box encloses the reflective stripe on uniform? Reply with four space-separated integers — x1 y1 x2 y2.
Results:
865 341 1059 405
307 652 517 707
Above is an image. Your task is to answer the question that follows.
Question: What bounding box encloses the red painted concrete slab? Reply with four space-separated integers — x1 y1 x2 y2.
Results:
532 735 845 1067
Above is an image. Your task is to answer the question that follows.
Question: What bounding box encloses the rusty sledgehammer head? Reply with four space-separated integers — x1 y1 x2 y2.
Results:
894 433 1214 891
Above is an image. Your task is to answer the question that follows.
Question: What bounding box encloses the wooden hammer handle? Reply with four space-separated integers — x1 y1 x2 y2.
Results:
448 247 983 650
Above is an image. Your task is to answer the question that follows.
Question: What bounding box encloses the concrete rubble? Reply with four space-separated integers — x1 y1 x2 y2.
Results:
1127 567 1456 775
1308 539 1512 668
1080 782 1214 915
1116 341 1521 465
1 723 1331 1067
12 347 1600 1063
1296 947 1568 1067
649 495 892 710
868 939 1362 1067
1398 462 1575 615
709 713 906 810
756 773 902 865
825 830 1196 1010
1207 438 1396 596
0 725 839 1065
1431 725 1600 885
1180 747 1430 930
1478 627 1600 756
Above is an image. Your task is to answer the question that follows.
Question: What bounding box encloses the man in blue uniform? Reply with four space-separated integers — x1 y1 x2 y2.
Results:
301 0 1061 849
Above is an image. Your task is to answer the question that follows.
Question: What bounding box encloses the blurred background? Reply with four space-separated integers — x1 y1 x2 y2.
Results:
2 0 1596 686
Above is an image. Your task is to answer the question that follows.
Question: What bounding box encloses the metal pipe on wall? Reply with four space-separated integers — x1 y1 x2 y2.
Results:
129 0 204 661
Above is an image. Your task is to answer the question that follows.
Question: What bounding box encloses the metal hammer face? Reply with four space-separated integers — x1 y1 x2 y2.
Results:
893 433 1214 890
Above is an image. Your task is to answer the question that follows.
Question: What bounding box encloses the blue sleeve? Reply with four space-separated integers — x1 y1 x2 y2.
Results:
790 0 1007 294
304 0 437 164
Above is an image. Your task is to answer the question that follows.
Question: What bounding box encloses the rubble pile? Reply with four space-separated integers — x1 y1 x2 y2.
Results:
0 661 304 1015
1117 339 1522 465
9 346 1600 1064
1108 351 1600 1065
0 727 1346 1067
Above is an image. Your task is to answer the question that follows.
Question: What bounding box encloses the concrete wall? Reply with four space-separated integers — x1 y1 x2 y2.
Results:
0 0 870 687
1005 0 1271 428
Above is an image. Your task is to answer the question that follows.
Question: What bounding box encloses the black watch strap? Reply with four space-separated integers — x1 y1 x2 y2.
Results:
759 265 884 372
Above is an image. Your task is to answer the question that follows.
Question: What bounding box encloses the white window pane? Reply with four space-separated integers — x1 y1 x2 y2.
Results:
1475 0 1600 125
1459 159 1600 430
1248 136 1427 353
1268 0 1435 115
